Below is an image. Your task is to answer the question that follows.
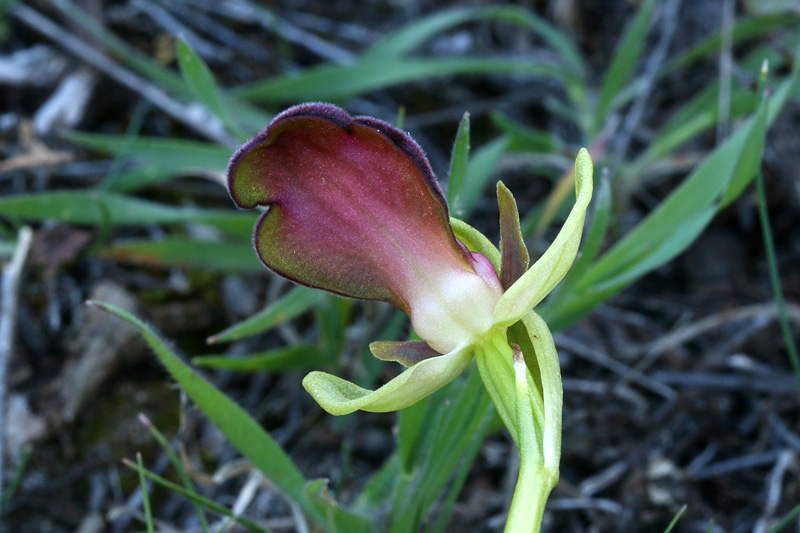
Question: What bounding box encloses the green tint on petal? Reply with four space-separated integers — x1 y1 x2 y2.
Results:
369 340 441 367
302 346 473 415
497 181 530 290
492 149 594 327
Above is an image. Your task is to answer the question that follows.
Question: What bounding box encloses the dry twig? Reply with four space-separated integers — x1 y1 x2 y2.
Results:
10 3 236 145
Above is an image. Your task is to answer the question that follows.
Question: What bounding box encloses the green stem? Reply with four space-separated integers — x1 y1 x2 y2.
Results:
506 462 557 533
756 171 800 388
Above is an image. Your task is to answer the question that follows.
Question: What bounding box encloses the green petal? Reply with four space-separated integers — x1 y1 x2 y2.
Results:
302 346 473 415
369 340 441 367
492 149 593 327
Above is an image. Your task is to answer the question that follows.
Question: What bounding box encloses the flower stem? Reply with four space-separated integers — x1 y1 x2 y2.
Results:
506 462 557 533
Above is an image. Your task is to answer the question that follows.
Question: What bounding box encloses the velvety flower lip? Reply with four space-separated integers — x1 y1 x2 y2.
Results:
227 102 503 354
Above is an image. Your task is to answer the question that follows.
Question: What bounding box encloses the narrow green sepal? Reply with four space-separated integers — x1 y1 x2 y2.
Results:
492 149 594 326
474 332 545 449
302 345 473 415
497 181 530 290
369 340 440 367
451 217 501 271
520 310 562 470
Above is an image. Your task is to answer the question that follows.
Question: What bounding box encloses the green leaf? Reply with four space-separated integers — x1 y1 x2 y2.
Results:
208 286 324 344
490 112 561 152
305 480 374 533
92 301 369 532
493 148 593 327
192 345 328 372
235 58 574 103
663 505 687 533
101 237 261 272
388 370 492 532
397 398 428 472
352 456 401 516
139 415 210 533
176 38 248 140
582 97 770 290
66 132 232 171
136 453 155 533
363 5 584 75
46 0 189 97
549 54 800 329
630 81 758 172
303 345 473 416
663 14 800 74
447 112 470 207
122 459 267 532
593 0 657 131
452 136 509 218
0 191 255 238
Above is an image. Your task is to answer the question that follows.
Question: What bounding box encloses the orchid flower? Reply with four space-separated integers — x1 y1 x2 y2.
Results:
227 103 593 532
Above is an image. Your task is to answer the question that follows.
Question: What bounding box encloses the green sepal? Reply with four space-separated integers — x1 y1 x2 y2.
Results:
303 345 473 415
497 181 530 290
520 310 562 470
450 217 501 271
492 149 593 327
474 331 544 449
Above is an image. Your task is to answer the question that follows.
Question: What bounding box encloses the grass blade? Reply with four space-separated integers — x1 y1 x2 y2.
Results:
628 80 757 173
93 301 370 531
177 38 248 140
234 58 574 103
122 458 268 533
136 452 155 533
0 191 256 238
770 501 800 532
452 136 509 218
663 504 687 533
593 0 657 131
192 345 329 372
207 286 324 344
490 112 561 152
139 414 209 533
66 132 232 171
546 50 800 328
363 5 584 75
664 14 800 74
101 238 261 272
756 172 800 388
447 112 470 207
45 0 188 96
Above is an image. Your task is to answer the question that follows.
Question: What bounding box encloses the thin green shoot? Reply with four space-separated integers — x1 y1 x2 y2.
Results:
136 452 155 533
447 112 471 207
1 444 32 506
122 458 269 533
96 99 150 192
396 106 406 130
756 171 800 388
770 501 800 532
138 414 209 533
663 504 687 533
